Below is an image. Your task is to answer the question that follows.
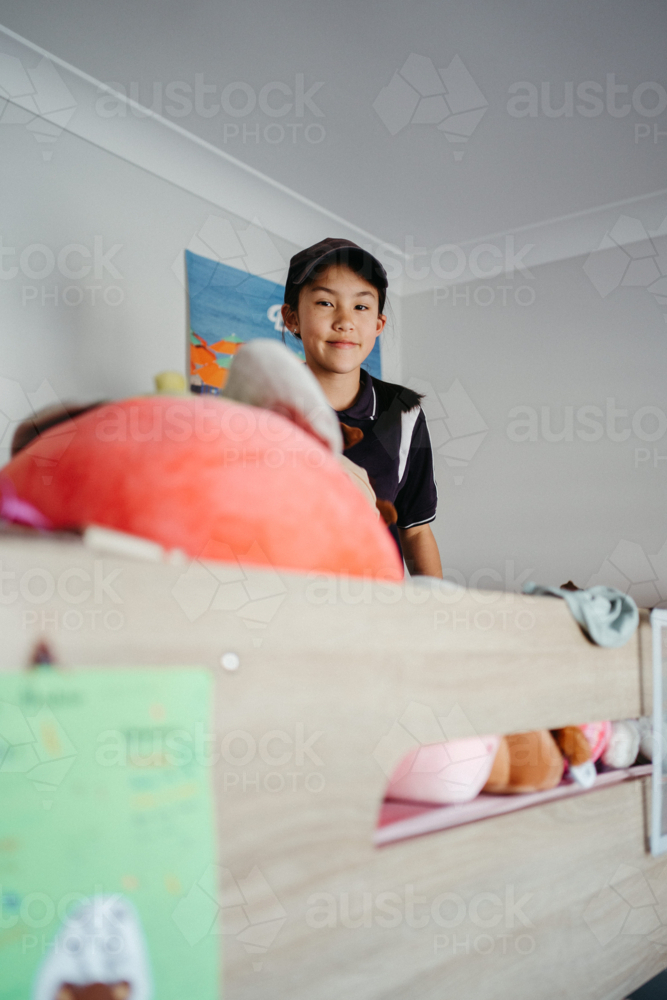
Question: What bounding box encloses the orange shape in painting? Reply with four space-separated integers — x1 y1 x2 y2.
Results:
209 339 242 354
190 344 216 368
197 363 227 389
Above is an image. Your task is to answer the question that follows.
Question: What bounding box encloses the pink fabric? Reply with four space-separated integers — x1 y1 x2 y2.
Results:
579 721 613 762
0 476 52 530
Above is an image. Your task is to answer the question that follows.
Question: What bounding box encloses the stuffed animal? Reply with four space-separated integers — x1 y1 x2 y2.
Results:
482 731 565 794
385 735 501 805
33 896 151 1000
223 339 393 523
384 716 644 807
600 720 640 769
3 343 403 581
552 726 596 788
385 730 566 806
482 734 510 792
579 721 612 762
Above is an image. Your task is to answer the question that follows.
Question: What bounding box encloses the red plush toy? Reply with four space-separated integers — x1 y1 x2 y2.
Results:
3 393 402 581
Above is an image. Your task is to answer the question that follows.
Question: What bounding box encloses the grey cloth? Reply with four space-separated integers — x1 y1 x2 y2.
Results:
522 582 639 648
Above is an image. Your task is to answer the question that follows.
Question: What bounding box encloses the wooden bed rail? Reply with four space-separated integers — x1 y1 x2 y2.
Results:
0 533 663 999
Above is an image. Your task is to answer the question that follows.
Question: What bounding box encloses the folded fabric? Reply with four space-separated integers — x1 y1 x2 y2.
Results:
522 582 639 648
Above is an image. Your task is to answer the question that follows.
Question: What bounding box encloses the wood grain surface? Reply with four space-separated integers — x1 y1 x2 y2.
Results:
0 533 664 999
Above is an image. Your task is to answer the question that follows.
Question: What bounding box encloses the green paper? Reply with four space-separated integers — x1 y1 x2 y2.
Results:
0 669 220 1000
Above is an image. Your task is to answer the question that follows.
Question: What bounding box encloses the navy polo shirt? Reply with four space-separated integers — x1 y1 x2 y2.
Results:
336 370 438 530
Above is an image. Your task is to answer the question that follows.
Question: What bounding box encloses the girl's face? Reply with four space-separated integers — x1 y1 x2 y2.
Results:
281 264 386 377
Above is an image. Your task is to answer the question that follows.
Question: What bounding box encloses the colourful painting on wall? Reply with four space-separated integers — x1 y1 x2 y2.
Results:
185 249 382 392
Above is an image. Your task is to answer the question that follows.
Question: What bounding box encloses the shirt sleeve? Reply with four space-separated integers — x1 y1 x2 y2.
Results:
394 407 438 529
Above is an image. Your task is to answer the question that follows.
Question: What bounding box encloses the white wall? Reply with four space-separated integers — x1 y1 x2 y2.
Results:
401 247 667 605
0 121 307 463
0 116 406 463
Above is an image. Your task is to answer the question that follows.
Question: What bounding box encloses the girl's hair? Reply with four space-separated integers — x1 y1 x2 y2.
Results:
283 248 387 340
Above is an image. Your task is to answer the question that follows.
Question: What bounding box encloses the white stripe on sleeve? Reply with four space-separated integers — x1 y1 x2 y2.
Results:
397 407 421 484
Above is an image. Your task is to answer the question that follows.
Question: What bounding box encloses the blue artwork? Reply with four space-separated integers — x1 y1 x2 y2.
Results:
186 250 382 392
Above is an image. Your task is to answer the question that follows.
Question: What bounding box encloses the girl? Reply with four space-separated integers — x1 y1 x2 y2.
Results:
281 237 442 578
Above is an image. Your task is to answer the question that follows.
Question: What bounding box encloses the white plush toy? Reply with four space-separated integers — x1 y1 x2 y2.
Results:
33 895 152 1000
600 720 641 769
223 338 343 452
223 339 380 517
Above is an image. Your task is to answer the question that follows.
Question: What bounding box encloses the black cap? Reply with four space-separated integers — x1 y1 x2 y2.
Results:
285 238 388 297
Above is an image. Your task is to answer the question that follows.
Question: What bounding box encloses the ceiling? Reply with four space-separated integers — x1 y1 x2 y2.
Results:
2 0 666 250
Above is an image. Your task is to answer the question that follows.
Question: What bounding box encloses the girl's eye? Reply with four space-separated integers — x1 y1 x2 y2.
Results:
316 299 333 307
355 304 368 310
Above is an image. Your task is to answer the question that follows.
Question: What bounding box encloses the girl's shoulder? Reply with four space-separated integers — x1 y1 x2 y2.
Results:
369 374 423 415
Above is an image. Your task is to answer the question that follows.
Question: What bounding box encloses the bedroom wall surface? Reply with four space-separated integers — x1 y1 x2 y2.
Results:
0 124 306 464
3 0 665 252
401 250 667 605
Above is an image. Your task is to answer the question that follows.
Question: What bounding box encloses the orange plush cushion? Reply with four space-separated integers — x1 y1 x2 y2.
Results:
3 396 403 580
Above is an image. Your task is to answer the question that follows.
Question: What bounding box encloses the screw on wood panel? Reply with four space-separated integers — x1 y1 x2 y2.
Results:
220 652 240 672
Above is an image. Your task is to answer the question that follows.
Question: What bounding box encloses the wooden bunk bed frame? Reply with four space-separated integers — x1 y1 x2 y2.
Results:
1 531 665 1000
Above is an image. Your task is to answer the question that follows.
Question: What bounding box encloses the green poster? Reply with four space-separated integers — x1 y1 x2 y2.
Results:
0 669 220 1000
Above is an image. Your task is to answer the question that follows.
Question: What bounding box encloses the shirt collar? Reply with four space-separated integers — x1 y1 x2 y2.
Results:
336 368 377 420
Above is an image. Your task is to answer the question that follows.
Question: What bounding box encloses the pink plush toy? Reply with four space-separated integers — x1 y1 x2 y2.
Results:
385 735 501 805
